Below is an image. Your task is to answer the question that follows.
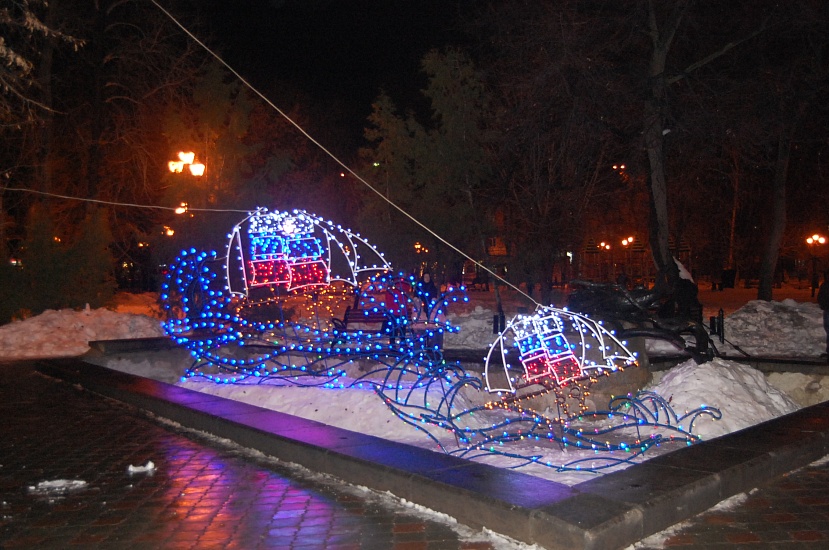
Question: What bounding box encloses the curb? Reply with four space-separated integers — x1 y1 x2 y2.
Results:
35 357 829 550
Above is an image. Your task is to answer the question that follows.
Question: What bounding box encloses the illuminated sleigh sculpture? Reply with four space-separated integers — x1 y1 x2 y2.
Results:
161 207 466 382
161 208 720 473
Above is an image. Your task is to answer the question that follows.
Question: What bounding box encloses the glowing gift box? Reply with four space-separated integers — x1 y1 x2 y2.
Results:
242 210 329 291
514 316 583 386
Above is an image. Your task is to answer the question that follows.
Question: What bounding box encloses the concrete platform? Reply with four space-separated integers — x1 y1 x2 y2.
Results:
35 357 829 550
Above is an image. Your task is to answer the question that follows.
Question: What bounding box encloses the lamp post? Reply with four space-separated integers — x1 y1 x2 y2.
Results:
620 236 635 287
166 151 205 240
598 240 611 282
807 233 826 297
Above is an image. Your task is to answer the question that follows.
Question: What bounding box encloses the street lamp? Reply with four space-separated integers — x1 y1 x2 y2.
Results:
612 164 630 184
619 236 636 286
166 151 203 240
168 151 205 177
806 234 826 246
807 233 826 297
597 241 611 281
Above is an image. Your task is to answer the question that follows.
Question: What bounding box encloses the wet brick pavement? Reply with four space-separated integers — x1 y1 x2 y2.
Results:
0 362 498 549
7 357 829 550
634 460 829 549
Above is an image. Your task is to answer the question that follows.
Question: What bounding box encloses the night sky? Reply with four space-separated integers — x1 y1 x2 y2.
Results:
199 0 470 142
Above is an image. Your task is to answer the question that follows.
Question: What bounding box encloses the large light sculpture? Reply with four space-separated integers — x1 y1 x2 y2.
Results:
161 207 720 474
162 207 466 372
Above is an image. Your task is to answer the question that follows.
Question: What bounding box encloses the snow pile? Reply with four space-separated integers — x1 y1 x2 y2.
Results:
127 460 156 474
649 357 800 439
445 305 500 349
27 479 88 496
0 305 165 359
718 299 824 357
181 380 423 443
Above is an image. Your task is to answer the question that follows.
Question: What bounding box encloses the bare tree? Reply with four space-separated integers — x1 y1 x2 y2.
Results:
642 1 689 291
751 3 828 300
479 0 785 301
0 0 81 126
10 0 208 260
0 0 82 257
477 1 640 298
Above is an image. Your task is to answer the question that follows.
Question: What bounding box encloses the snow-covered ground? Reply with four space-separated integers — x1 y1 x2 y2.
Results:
0 287 826 485
0 305 164 359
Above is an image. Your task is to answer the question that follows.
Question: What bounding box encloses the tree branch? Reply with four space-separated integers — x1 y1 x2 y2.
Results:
668 17 770 85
